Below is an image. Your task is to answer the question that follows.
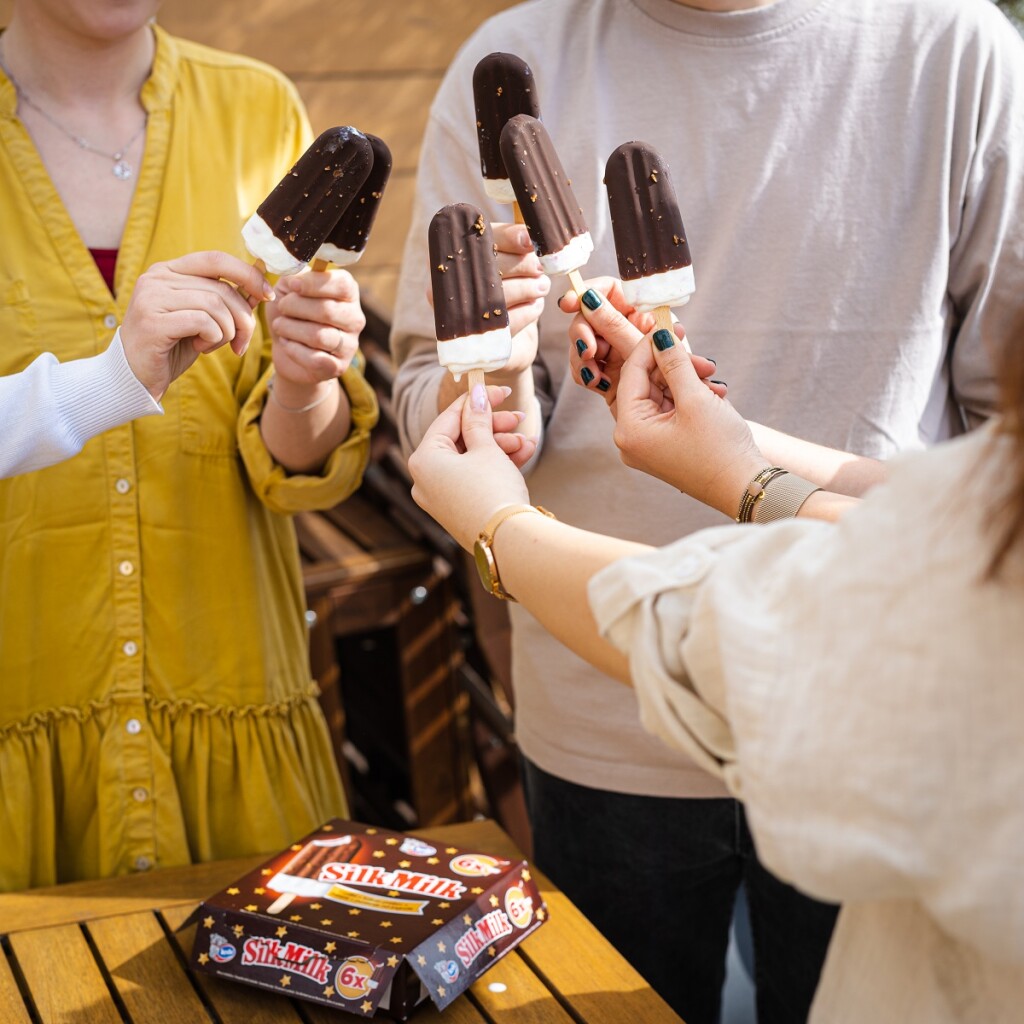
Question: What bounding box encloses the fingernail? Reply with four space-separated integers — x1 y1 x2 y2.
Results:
653 329 675 351
706 357 717 367
575 338 587 356
513 410 526 423
597 378 610 393
470 383 488 412
518 228 532 248
262 282 276 300
581 289 602 311
580 367 595 385
501 385 513 397
710 379 727 386
558 291 572 310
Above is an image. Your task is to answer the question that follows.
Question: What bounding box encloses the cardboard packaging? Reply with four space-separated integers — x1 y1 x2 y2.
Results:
187 820 546 1019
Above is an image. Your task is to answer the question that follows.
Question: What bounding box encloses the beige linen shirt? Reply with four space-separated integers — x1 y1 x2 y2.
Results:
589 426 1024 1022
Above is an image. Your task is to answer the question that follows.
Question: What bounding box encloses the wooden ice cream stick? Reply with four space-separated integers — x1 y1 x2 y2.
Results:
311 257 330 272
653 304 692 354
467 368 486 392
513 201 526 225
566 268 587 298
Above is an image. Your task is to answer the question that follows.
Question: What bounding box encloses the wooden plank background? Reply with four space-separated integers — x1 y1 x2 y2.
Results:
0 0 519 314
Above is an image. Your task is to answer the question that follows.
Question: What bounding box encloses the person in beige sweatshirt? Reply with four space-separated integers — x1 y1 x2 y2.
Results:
390 1 1024 1020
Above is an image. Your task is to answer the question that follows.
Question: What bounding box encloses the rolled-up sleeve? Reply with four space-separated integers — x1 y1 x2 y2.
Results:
236 357 379 516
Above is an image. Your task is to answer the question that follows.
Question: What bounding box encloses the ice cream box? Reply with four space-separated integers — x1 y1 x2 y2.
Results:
185 819 547 1019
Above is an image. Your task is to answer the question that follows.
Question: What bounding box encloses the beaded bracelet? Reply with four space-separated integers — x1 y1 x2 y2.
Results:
267 375 338 414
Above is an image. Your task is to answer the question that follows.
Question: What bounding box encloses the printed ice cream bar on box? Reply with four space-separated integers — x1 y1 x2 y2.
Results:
185 819 547 1020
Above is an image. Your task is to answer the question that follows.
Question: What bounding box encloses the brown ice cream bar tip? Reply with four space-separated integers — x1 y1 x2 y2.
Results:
499 114 588 257
604 141 692 281
319 134 393 256
428 203 510 341
280 837 361 878
257 126 373 263
472 52 541 181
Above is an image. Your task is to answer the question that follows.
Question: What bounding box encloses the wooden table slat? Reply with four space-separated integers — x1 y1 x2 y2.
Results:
467 949 576 1024
0 945 33 1024
87 910 212 1024
9 922 124 1024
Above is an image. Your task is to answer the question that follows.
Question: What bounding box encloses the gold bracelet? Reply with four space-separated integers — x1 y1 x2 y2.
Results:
736 466 786 523
474 504 556 601
267 374 338 414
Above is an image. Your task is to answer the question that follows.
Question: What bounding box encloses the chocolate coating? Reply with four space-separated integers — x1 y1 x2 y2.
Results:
428 204 509 341
499 114 588 257
319 134 392 257
604 141 692 281
256 126 373 263
473 52 541 182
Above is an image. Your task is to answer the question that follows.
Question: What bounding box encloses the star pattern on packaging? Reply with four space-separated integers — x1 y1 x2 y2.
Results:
233 924 244 938
438 901 450 908
437 985 447 998
310 903 322 910
398 860 412 868
323 986 335 998
226 887 240 895
427 857 440 865
488 946 497 958
361 1000 373 1013
289 915 302 922
437 940 446 953
387 955 400 967
325 941 337 953
373 850 386 859
279 975 291 988
537 908 547 921
347 931 360 938
244 904 258 912
261 868 273 876
390 937 403 945
431 918 444 926
380 921 393 929
366 829 378 836
445 847 458 854
417 955 427 966
276 926 288 938
521 870 531 882
463 914 473 925
202 916 214 929
470 887 483 895
489 895 500 907
253 887 266 895
385 838 398 846
197 953 209 965
320 919 333 926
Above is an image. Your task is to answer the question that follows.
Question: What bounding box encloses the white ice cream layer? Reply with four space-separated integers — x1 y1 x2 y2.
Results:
484 177 517 204
314 241 362 266
623 264 696 313
539 231 594 276
437 327 513 379
241 213 308 276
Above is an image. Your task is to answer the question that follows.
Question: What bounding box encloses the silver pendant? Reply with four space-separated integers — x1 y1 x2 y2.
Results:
112 160 133 180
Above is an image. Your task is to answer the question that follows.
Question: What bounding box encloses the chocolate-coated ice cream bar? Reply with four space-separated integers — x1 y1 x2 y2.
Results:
315 133 392 266
499 114 593 277
242 126 373 275
429 203 512 380
604 141 694 313
473 52 541 204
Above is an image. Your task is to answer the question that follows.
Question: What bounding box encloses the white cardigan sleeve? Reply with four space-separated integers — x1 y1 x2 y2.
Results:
0 330 160 479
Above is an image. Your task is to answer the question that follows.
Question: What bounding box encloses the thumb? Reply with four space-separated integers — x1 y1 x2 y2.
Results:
576 286 643 359
650 325 702 404
618 334 658 407
461 382 498 451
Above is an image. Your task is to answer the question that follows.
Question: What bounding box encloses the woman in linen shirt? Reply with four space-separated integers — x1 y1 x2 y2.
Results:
407 320 1024 1022
0 0 377 890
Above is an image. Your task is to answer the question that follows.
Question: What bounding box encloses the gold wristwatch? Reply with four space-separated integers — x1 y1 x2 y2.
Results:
473 504 556 601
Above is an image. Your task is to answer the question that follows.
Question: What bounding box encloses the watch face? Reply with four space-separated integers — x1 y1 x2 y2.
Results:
473 539 497 594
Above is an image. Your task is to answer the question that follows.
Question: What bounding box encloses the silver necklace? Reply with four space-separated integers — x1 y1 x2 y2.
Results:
0 41 147 180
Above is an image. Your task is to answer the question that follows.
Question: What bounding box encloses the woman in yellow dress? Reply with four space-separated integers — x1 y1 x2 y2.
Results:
0 0 378 890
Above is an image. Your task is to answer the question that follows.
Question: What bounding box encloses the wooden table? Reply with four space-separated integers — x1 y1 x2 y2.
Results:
0 820 682 1023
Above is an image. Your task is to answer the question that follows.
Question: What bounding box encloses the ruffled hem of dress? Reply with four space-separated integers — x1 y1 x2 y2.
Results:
0 682 322 738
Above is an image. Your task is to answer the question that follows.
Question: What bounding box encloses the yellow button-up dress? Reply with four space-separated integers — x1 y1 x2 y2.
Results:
0 27 379 890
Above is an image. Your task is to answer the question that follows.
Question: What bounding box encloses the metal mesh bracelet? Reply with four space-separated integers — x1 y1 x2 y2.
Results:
752 472 822 524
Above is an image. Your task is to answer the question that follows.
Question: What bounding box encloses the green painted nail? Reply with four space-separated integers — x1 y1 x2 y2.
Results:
597 378 610 393
581 367 595 385
581 289 602 310
575 338 587 356
653 329 675 351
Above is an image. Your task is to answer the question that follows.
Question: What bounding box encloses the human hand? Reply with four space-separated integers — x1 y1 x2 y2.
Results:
614 324 767 517
266 267 365 389
409 384 537 550
559 279 724 405
120 250 273 401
